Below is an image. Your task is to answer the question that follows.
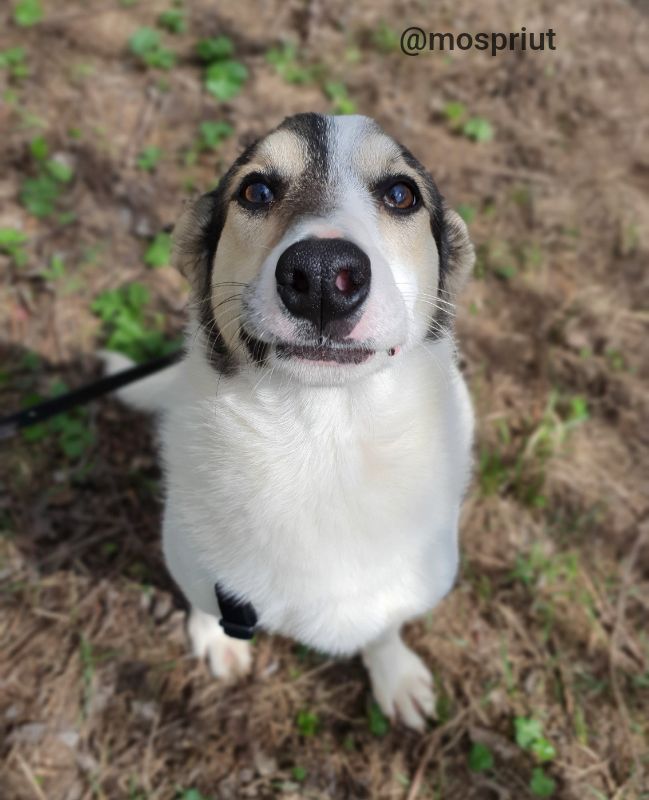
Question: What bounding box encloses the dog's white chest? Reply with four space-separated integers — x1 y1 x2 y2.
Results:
162 345 472 654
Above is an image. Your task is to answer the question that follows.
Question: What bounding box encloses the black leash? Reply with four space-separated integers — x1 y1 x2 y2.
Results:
0 350 182 441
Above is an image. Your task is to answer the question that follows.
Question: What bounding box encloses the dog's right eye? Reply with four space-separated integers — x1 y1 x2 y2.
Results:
383 181 417 211
241 181 274 206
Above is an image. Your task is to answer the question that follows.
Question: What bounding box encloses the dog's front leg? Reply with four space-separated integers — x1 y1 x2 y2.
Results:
361 626 436 731
163 514 253 682
187 605 252 682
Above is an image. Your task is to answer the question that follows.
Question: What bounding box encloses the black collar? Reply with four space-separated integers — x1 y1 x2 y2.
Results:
215 583 258 640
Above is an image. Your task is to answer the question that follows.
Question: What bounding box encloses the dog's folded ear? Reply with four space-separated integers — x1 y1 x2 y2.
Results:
441 206 475 301
171 194 213 294
171 191 223 295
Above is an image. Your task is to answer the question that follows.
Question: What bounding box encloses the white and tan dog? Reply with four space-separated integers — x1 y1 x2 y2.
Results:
106 113 475 730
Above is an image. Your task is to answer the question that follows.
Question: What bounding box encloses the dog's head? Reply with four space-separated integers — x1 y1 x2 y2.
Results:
174 113 474 385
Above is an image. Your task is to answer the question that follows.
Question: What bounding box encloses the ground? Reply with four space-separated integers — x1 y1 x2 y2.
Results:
1 1 648 799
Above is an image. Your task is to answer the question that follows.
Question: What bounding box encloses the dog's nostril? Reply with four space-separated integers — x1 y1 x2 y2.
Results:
293 269 309 294
334 269 354 294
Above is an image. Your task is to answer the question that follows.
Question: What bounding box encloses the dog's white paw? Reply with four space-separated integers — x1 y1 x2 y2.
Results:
187 607 252 682
362 631 436 731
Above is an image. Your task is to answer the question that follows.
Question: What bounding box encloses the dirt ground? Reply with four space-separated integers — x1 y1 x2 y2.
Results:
1 1 648 798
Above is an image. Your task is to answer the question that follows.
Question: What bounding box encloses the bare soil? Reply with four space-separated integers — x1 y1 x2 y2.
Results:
1 1 648 799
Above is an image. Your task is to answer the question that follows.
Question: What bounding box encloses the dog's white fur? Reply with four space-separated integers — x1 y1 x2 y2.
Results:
105 114 474 730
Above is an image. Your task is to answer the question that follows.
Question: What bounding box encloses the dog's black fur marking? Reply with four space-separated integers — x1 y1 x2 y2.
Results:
279 112 330 185
191 139 262 373
277 113 333 218
240 329 270 365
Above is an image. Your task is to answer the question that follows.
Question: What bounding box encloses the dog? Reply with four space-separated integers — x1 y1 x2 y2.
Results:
105 113 475 730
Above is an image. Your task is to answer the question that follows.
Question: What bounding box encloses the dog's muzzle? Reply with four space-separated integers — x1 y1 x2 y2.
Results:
275 238 371 333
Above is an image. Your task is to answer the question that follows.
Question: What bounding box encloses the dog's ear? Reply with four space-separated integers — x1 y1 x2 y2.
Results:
172 188 230 298
172 137 261 294
440 206 475 301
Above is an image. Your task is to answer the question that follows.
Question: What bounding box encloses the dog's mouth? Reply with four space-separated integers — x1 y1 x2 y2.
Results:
276 342 375 365
241 329 401 367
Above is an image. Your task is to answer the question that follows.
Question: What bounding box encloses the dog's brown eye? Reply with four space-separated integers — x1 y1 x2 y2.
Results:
384 182 417 210
242 181 274 205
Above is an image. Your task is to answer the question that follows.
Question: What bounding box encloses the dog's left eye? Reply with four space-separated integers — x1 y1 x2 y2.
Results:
383 182 417 210
242 181 274 205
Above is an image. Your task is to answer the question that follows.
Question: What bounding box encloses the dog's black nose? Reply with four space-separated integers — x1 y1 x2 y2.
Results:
275 238 371 330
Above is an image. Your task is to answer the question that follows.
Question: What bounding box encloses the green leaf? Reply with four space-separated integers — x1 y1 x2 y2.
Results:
42 254 65 281
568 395 589 423
514 717 544 750
198 120 233 151
57 417 94 459
531 738 557 763
13 0 43 27
147 47 175 70
0 227 27 248
324 82 356 115
30 135 48 161
196 36 234 62
92 283 148 322
0 46 26 68
92 283 174 362
136 145 163 171
444 101 466 126
158 9 185 34
20 175 61 217
129 27 160 56
468 742 494 772
126 281 150 308
177 790 209 800
128 27 175 70
46 158 74 183
22 351 41 371
144 232 172 268
10 62 29 79
204 60 248 100
530 767 556 797
494 263 517 280
463 116 494 143
367 702 389 737
22 422 49 442
291 766 307 782
266 42 315 85
296 709 319 737
372 21 400 53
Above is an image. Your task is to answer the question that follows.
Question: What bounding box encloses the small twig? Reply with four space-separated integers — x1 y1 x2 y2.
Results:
142 710 161 793
405 707 471 800
15 752 47 800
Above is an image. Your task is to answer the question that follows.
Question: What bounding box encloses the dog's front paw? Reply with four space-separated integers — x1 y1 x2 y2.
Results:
362 631 436 731
187 607 252 682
